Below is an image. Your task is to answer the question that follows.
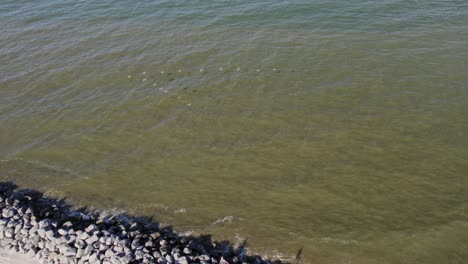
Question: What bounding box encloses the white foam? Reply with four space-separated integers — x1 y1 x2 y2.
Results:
212 216 234 224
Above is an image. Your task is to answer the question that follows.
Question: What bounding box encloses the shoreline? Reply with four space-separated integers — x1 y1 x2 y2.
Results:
0 182 288 264
0 249 37 264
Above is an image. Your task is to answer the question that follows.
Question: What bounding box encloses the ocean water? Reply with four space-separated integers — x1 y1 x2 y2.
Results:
1 1 467 263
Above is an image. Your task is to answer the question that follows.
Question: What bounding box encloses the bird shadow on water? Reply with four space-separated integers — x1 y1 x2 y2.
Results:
0 181 293 264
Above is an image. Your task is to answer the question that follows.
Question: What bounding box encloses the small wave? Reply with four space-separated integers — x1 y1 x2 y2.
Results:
212 215 234 225
317 237 358 246
173 208 187 214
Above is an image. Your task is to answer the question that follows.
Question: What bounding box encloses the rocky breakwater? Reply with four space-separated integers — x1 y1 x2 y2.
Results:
0 182 285 264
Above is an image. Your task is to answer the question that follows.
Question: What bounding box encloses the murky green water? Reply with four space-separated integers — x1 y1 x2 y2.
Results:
1 1 468 263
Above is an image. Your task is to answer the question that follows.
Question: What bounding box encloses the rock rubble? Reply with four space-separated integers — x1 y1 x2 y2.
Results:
0 182 284 264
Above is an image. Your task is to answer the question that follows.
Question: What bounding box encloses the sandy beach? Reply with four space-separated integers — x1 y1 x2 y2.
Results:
0 250 37 264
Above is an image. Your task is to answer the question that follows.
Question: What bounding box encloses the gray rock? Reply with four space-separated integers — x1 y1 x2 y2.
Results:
75 239 86 248
45 229 55 240
29 225 38 235
165 254 174 263
129 222 139 231
58 228 68 236
113 246 123 253
105 248 114 258
6 219 15 228
58 255 68 264
37 228 46 238
119 239 130 248
76 248 84 259
60 245 77 257
14 224 22 234
47 251 58 261
88 253 99 263
110 256 121 264
129 231 140 237
65 234 77 245
134 250 144 260
35 249 43 258
131 239 140 249
45 241 56 251
38 219 52 229
26 248 37 257
150 232 161 240
105 237 114 246
62 221 73 228
99 243 110 252
86 234 99 245
177 256 189 264
101 229 110 236
145 240 154 248
93 241 101 249
143 253 155 263
123 254 133 263
23 219 32 228
85 224 98 234
2 208 15 218
79 231 90 241
81 251 90 261
83 245 93 255
67 257 78 264
0 237 12 246
20 228 29 236
54 237 64 245
23 242 32 250
4 228 14 238
123 246 131 254
10 239 18 246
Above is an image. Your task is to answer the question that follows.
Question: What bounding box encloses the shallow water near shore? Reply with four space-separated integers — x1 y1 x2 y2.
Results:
1 1 468 263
